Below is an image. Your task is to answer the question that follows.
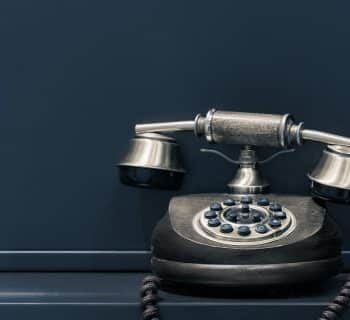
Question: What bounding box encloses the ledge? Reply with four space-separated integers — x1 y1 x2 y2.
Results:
0 250 349 272
0 272 346 319
0 250 151 271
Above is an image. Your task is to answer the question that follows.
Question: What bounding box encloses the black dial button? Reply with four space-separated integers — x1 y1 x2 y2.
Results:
240 212 250 220
238 225 251 236
253 212 262 222
273 211 286 219
208 218 221 227
240 196 253 204
220 224 233 233
210 202 222 211
257 197 270 206
241 203 250 213
223 198 235 206
204 210 217 219
269 203 282 212
224 209 239 222
269 218 282 228
255 224 269 234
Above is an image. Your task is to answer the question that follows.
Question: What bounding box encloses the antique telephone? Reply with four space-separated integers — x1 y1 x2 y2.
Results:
118 110 350 320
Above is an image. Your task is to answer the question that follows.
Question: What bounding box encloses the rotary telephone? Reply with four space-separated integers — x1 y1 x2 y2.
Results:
118 109 350 320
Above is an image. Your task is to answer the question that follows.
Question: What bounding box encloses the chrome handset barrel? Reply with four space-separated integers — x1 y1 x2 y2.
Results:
134 109 350 149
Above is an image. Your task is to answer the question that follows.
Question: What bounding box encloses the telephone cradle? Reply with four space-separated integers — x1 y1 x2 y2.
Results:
118 109 350 320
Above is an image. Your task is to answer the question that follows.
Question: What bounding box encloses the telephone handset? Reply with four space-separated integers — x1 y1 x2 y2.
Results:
118 110 350 320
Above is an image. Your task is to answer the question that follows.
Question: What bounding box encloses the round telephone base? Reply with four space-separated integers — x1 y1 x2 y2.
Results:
152 256 342 288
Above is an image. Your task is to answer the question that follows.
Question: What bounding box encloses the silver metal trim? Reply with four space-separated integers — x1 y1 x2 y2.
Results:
295 122 304 145
193 113 202 136
135 120 195 135
200 148 240 164
308 145 350 190
204 108 216 143
279 113 288 148
301 129 350 147
279 113 292 148
135 132 176 142
118 163 186 173
118 135 186 173
193 205 297 246
327 144 350 156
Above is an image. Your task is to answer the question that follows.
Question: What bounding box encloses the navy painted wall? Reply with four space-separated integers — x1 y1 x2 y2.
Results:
0 0 350 251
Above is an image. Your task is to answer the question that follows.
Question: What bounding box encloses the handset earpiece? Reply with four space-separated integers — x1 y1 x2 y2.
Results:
309 145 350 203
117 133 186 190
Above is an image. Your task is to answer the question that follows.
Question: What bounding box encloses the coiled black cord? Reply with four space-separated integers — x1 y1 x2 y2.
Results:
140 274 350 320
319 276 350 320
140 275 161 320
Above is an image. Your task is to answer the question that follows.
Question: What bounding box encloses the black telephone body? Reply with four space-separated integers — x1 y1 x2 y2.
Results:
151 193 341 288
118 110 350 293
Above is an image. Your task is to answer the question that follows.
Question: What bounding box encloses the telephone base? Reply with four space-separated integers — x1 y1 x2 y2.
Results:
152 256 342 288
151 193 343 288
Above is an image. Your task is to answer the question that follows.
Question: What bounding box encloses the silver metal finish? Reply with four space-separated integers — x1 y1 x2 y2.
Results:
131 109 350 150
193 200 296 246
118 133 186 173
200 146 271 193
301 129 350 147
200 147 295 165
279 113 293 148
204 108 216 143
227 166 270 194
294 122 304 145
308 145 350 190
193 113 203 136
207 111 294 148
233 147 266 193
201 146 275 194
258 148 296 164
135 121 195 135
200 148 241 164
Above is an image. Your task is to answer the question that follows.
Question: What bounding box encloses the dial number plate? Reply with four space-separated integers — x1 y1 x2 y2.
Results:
193 197 296 246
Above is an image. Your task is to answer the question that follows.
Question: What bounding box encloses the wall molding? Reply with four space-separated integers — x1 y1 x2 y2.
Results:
0 250 151 271
0 250 347 271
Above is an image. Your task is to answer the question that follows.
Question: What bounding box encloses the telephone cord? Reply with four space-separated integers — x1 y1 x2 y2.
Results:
319 275 350 320
140 274 350 320
140 275 161 320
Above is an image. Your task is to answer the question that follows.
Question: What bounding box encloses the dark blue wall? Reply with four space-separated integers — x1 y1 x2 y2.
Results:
0 0 350 253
